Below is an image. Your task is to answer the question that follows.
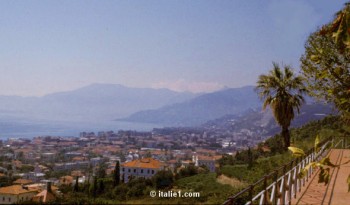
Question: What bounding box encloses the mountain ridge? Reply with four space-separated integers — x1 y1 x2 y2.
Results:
119 86 262 126
0 83 197 122
202 103 336 138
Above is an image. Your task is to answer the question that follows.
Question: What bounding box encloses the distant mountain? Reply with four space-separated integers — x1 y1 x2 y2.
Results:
119 86 261 126
203 103 336 137
0 83 196 121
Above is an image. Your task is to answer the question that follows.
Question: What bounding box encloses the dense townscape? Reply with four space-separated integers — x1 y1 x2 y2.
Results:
0 126 262 203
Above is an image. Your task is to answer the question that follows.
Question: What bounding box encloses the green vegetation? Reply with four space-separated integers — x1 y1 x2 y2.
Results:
323 3 350 52
301 2 350 124
256 63 306 150
73 176 79 192
221 153 292 184
18 164 34 173
175 164 199 179
153 170 174 189
57 165 240 204
113 161 120 187
301 23 350 115
175 173 242 204
219 115 346 184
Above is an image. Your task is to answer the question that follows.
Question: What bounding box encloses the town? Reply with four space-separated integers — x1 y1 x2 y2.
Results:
0 125 266 204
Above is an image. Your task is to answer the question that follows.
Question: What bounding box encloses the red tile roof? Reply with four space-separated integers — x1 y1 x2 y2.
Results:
197 155 215 161
13 179 33 185
122 158 163 169
0 185 37 195
32 190 56 203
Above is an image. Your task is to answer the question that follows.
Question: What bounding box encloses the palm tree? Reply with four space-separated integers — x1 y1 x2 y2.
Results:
256 62 306 150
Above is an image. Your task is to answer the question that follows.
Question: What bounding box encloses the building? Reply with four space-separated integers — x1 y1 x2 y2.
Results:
21 172 46 182
90 157 102 166
0 185 38 204
59 176 74 186
53 161 89 171
32 182 57 203
193 155 216 172
13 179 33 185
121 158 164 183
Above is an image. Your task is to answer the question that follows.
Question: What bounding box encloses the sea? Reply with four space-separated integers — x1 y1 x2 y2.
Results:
0 119 163 140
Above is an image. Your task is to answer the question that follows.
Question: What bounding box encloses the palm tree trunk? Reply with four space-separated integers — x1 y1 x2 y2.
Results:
282 126 290 149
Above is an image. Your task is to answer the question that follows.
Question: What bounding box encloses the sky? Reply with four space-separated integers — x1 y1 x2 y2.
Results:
0 0 347 96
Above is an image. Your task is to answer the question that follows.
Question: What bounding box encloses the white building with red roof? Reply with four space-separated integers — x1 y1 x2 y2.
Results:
0 185 37 204
121 158 164 183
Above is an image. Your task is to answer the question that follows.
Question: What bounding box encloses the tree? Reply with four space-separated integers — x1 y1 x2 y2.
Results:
113 184 128 201
218 154 235 167
73 176 79 192
89 177 98 198
256 63 306 149
113 161 120 187
321 3 350 52
97 161 107 179
152 170 174 189
118 152 126 162
16 151 24 160
247 147 253 169
97 179 105 194
176 165 198 179
301 4 350 123
145 151 152 158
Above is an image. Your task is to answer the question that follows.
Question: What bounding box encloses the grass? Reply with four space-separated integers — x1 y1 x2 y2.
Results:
174 173 241 204
216 174 248 188
121 173 242 204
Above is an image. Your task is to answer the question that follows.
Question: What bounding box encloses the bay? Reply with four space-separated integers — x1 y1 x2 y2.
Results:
0 119 163 140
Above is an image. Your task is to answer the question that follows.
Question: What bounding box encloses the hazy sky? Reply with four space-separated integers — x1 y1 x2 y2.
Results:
0 0 347 96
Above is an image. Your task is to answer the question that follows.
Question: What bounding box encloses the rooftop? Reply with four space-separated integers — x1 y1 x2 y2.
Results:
0 185 37 195
13 179 33 185
32 190 56 203
122 158 163 169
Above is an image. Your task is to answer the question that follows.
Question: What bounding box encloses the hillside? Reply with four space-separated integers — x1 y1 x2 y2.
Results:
218 115 348 204
203 103 336 138
119 86 261 126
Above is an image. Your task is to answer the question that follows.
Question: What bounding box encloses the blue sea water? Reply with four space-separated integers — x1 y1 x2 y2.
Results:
0 119 162 140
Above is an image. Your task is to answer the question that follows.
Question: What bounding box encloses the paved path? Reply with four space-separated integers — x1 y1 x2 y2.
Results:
292 149 350 205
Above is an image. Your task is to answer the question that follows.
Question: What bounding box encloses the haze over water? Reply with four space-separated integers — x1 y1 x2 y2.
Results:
0 119 162 140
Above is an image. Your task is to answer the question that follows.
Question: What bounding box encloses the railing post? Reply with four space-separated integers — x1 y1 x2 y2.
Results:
293 159 298 198
305 154 309 183
310 148 314 175
263 175 271 205
287 161 293 205
227 197 234 205
297 157 302 192
301 157 305 187
230 198 234 205
249 185 254 205
345 136 347 149
346 136 349 148
281 164 287 204
274 170 279 205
